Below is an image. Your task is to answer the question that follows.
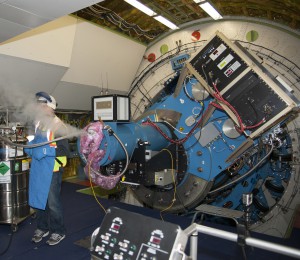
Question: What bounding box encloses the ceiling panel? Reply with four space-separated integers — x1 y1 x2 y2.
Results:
5 0 105 19
0 18 29 43
0 0 104 43
0 53 68 96
0 4 51 28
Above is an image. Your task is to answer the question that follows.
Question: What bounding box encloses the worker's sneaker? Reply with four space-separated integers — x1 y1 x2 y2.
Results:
46 233 66 246
32 229 49 243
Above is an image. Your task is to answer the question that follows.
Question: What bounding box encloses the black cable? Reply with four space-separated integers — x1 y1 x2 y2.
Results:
208 144 274 194
211 173 230 190
247 98 259 124
0 231 13 256
237 40 300 79
130 102 144 115
128 41 207 96
81 5 158 40
129 43 207 117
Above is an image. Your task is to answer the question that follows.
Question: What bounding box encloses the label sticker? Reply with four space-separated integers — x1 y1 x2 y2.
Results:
217 54 234 70
224 61 241 77
209 44 227 61
0 161 11 183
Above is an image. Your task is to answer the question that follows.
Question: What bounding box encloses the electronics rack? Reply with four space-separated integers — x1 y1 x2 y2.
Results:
186 31 298 139
92 95 130 122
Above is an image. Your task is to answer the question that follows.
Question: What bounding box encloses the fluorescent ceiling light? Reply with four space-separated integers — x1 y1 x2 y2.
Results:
124 0 178 30
124 0 157 16
194 0 223 20
154 15 179 30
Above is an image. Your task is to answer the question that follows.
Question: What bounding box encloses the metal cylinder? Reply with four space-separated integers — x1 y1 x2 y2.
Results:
98 122 172 165
0 127 30 223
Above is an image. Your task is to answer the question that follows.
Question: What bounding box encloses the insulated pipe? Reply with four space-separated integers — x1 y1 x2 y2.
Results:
184 223 300 259
99 122 172 165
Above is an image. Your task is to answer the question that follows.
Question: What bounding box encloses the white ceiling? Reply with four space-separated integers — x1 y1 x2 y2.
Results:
0 0 104 43
0 13 146 111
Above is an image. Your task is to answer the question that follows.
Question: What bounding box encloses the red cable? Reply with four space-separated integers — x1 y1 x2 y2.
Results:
211 102 223 110
212 82 265 132
244 118 266 129
144 82 266 143
142 103 214 144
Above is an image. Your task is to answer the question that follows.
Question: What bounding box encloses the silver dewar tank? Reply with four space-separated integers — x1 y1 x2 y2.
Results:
0 126 30 225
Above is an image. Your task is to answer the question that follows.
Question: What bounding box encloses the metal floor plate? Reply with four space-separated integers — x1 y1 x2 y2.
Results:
195 204 244 219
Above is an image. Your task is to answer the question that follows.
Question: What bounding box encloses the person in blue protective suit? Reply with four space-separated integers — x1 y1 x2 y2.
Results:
25 92 68 246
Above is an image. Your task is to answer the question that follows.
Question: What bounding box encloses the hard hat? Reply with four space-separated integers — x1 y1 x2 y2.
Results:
35 91 57 110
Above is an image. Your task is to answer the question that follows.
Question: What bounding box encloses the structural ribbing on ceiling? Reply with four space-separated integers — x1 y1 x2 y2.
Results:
73 0 300 44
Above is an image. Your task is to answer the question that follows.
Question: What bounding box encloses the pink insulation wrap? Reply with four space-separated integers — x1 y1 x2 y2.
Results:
80 121 122 190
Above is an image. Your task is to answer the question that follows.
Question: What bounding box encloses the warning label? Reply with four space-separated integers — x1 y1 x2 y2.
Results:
0 161 11 183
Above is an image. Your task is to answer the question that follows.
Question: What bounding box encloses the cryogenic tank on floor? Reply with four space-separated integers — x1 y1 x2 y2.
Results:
0 127 30 224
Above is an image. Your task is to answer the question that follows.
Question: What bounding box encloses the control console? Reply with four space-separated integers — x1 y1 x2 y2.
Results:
90 207 188 260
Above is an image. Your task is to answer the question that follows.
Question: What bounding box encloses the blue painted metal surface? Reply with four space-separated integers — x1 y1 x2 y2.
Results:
99 122 172 165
